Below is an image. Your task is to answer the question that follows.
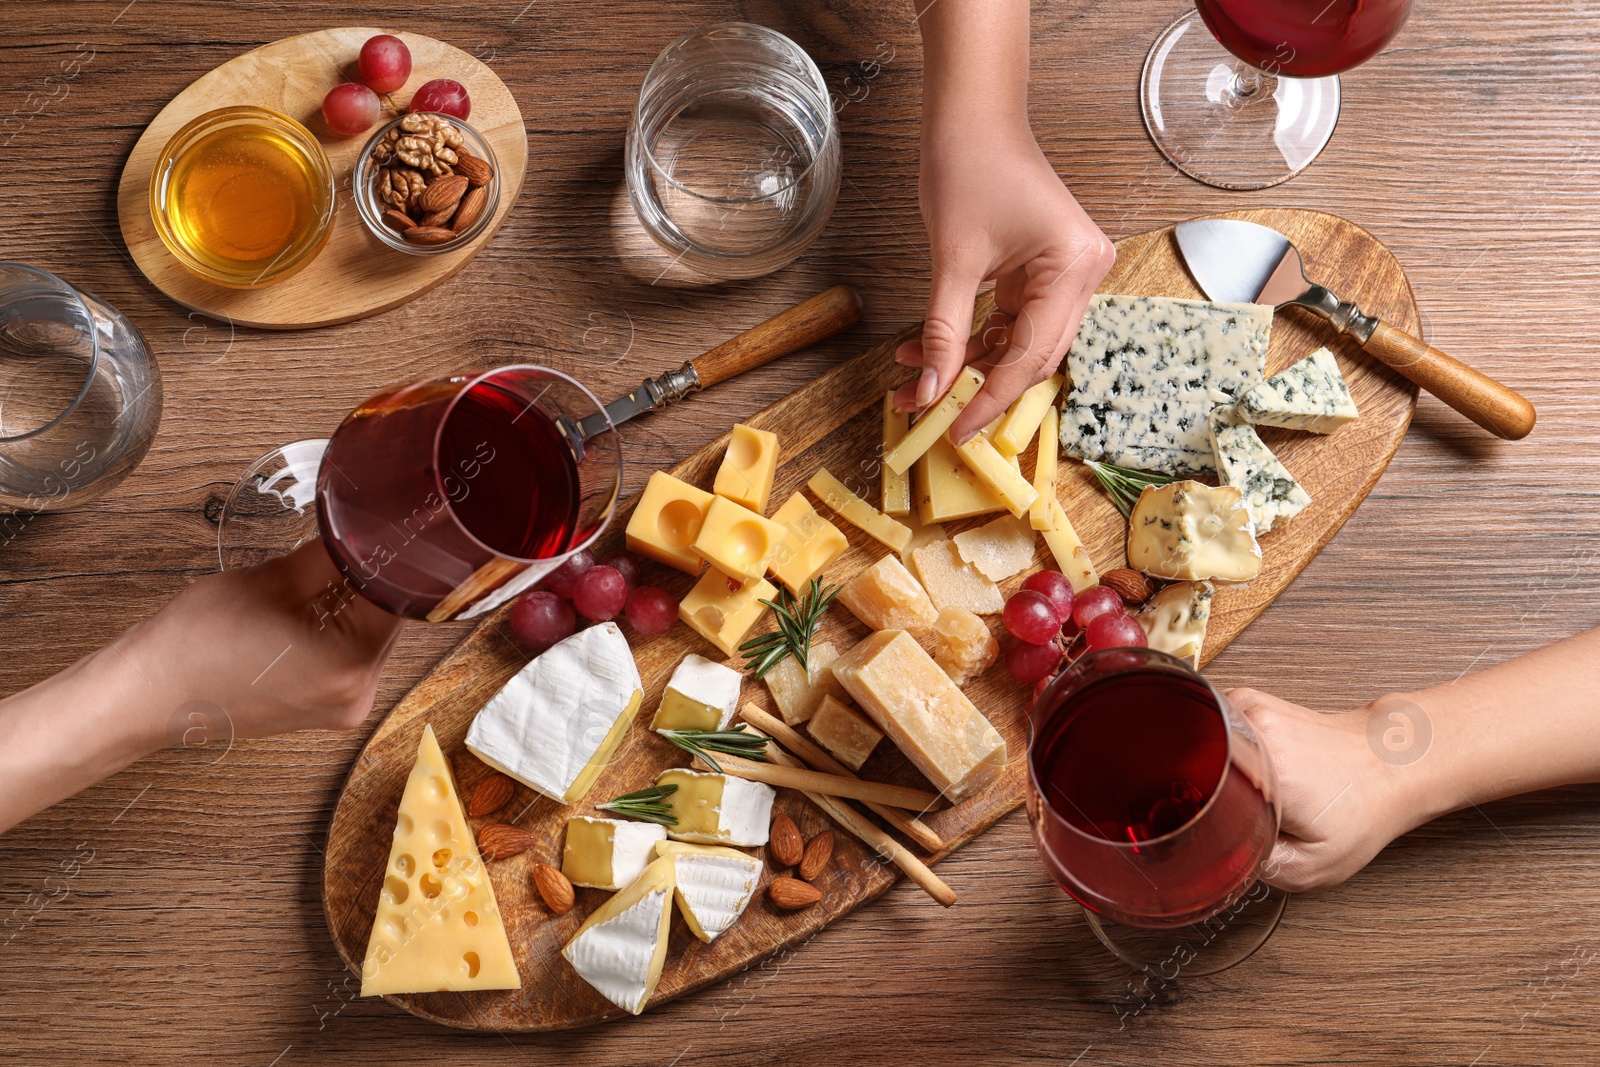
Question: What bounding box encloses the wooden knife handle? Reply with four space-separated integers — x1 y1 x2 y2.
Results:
1362 321 1536 440
689 285 862 391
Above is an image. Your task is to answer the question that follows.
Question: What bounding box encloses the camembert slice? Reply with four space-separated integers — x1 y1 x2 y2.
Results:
562 856 676 1015
654 840 763 943
1127 481 1262 582
651 653 742 733
656 768 775 846
563 815 668 891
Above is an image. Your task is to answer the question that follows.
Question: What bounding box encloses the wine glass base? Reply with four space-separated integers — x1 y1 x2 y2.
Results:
1083 881 1288 977
216 439 327 571
1140 10 1339 190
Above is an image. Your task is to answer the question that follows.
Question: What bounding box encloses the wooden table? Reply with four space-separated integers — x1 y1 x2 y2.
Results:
3 2 1597 1063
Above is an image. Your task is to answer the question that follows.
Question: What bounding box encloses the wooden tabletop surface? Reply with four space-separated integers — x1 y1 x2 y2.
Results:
3 1 1597 1064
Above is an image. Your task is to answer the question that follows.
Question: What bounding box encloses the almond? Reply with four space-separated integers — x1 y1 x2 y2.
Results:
451 186 488 233
532 863 575 915
769 813 803 867
798 831 834 881
1101 568 1156 606
381 208 416 233
477 823 537 859
403 226 458 246
467 773 514 818
454 153 493 187
416 173 469 216
418 207 456 229
768 876 822 910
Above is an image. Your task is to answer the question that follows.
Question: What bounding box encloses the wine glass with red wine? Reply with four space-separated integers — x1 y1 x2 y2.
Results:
1140 0 1413 189
1027 648 1287 975
216 366 620 623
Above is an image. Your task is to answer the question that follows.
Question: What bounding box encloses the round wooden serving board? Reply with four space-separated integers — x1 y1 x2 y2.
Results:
116 27 527 330
322 208 1420 1031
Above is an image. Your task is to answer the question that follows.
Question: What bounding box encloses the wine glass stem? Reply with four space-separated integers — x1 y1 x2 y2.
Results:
1227 64 1273 107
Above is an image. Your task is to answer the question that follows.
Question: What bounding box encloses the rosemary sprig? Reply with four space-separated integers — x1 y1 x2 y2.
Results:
1086 461 1177 518
597 784 678 826
738 578 840 679
661 725 771 774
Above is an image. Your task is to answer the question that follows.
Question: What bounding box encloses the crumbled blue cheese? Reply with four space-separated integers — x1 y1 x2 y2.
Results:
1127 481 1262 582
1207 408 1311 534
1136 581 1214 668
1060 295 1272 475
1237 346 1358 434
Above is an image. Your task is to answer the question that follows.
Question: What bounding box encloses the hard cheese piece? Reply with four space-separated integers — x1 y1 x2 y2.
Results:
1208 408 1311 534
953 433 1039 518
807 694 885 770
915 434 1006 523
465 623 643 804
993 373 1065 456
563 815 669 891
954 514 1037 581
767 492 848 595
1136 581 1214 669
1238 346 1358 434
1030 403 1059 531
1127 481 1262 582
626 471 715 574
679 570 776 658
881 393 913 516
809 468 913 552
1040 499 1099 593
562 856 675 1015
831 630 1007 801
692 495 789 582
1060 295 1272 474
360 725 520 996
899 519 949 565
656 768 775 846
928 606 999 686
911 539 1005 615
838 554 939 630
655 841 763 943
884 366 985 475
713 424 780 513
651 653 742 732
764 640 847 725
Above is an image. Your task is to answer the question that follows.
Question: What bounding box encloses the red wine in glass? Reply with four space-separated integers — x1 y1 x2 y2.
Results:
1194 0 1413 77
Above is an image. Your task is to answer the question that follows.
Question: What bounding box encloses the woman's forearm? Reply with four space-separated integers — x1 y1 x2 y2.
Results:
916 0 1031 134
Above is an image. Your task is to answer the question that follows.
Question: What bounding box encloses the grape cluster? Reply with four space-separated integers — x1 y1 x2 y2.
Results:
1000 569 1147 686
509 547 677 653
321 35 474 137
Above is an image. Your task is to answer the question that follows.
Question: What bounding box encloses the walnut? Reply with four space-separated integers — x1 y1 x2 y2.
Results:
377 165 427 214
394 113 464 176
370 128 401 166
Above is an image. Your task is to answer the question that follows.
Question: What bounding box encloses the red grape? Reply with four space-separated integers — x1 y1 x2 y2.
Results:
358 34 412 94
509 591 574 654
1032 673 1058 704
541 549 594 599
1002 590 1060 644
1072 584 1124 630
1004 639 1061 684
625 586 678 635
1021 570 1075 625
572 565 628 621
598 551 642 592
322 82 381 135
409 78 471 119
1084 612 1148 654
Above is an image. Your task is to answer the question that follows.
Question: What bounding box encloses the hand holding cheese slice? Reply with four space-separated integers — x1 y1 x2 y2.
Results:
654 840 763 942
562 856 676 1015
1127 481 1262 582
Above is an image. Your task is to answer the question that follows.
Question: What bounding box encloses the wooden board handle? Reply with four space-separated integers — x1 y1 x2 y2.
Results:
690 285 862 390
1362 321 1536 440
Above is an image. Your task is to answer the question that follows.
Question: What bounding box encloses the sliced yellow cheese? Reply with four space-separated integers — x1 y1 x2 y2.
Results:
953 434 1039 518
562 856 676 1015
808 468 912 552
626 471 714 575
1041 498 1099 593
992 374 1064 456
713 424 779 514
883 366 985 475
360 725 520 996
1030 404 1059 531
679 569 776 658
881 394 912 516
692 495 789 582
767 492 848 595
915 435 1006 524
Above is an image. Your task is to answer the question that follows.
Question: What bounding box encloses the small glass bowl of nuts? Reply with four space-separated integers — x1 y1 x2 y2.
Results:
353 111 500 255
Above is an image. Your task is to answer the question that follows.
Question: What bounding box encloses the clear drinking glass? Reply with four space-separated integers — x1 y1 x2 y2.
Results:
625 22 841 280
0 264 162 514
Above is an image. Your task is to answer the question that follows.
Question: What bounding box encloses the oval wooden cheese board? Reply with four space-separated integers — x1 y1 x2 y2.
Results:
116 27 527 330
321 208 1419 1030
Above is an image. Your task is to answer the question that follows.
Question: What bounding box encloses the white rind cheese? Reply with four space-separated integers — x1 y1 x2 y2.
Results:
655 841 763 942
1136 581 1214 668
1207 409 1311 534
1060 295 1272 474
562 857 675 1015
651 653 742 733
563 816 668 890
657 769 776 847
1127 481 1262 582
1238 346 1358 434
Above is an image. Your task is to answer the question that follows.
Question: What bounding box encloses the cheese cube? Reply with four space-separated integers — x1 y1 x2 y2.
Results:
881 393 913 516
656 768 775 846
954 514 1036 581
1136 581 1214 668
993 373 1064 456
465 623 644 805
654 841 763 942
692 495 789 582
808 468 912 552
915 434 1005 523
562 816 669 891
1237 346 1358 434
1128 481 1262 582
1029 404 1059 531
884 366 985 475
807 694 884 770
767 492 848 595
953 433 1038 518
713 424 780 513
1207 408 1311 534
651 653 742 732
830 630 1007 801
1040 498 1099 593
562 856 675 1015
838 554 939 631
764 640 847 725
626 471 714 575
679 570 776 658
910 539 1004 615
928 607 999 686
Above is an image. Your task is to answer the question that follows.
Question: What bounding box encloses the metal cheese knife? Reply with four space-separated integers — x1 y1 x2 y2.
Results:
1174 218 1536 440
574 285 861 441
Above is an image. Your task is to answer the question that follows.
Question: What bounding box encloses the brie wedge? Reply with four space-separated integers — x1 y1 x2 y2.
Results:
655 840 763 942
650 653 742 733
562 815 668 891
656 768 775 846
562 856 675 1015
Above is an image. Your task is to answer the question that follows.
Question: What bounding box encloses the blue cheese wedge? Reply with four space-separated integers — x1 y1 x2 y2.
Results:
1127 481 1262 582
1060 295 1272 474
654 841 763 942
1207 408 1311 534
1237 346 1358 434
1136 581 1214 668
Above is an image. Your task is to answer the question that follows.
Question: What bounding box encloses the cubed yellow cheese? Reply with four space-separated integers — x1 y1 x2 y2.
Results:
953 434 1039 518
692 495 789 582
929 607 999 686
808 468 912 552
767 492 848 594
679 569 777 658
807 694 884 771
1030 404 1059 531
910 539 1004 615
626 471 714 575
763 640 847 725
992 374 1064 456
713 424 779 514
838 554 939 630
884 366 985 475
1041 498 1100 593
881 394 912 516
915 435 1006 524
830 630 1007 801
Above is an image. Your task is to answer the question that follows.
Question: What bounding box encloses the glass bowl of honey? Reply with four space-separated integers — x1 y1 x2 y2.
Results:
352 112 501 256
149 106 336 289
